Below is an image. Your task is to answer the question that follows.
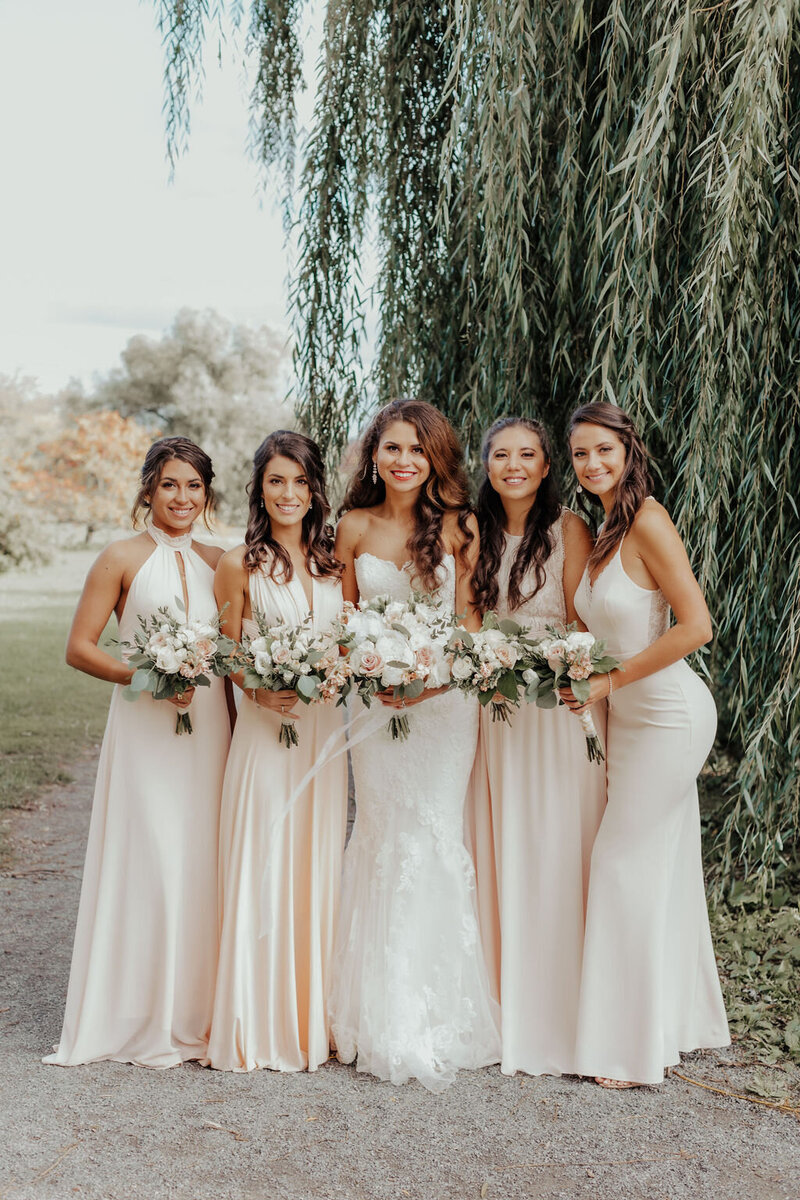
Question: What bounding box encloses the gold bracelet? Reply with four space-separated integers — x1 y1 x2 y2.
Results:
607 672 614 698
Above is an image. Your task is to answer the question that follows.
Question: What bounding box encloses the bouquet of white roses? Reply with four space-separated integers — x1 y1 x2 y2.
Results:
334 593 454 740
122 600 236 734
448 612 537 723
527 623 620 762
237 611 346 747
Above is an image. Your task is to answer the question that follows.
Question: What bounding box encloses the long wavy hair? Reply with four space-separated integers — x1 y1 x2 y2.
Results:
339 399 474 592
568 402 654 572
131 436 216 529
244 431 341 581
473 417 562 613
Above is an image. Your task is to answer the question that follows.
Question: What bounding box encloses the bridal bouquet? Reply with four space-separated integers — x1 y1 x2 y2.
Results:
334 594 454 740
527 624 620 762
448 613 537 723
237 611 345 747
122 601 236 734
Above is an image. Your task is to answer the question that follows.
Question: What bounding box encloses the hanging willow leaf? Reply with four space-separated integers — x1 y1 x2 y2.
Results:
155 0 800 890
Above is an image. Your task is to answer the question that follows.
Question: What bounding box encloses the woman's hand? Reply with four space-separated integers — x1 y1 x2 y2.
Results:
165 687 195 710
558 674 612 717
377 685 448 709
250 688 302 718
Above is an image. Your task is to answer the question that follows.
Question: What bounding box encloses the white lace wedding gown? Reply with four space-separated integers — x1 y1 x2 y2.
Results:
328 554 501 1091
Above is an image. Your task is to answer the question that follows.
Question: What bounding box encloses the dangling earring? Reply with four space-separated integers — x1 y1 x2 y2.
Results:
576 484 583 494
372 463 378 485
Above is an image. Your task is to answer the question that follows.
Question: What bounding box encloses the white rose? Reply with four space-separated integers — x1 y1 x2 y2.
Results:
155 646 183 674
451 656 474 681
522 668 538 685
375 633 414 667
253 650 273 676
380 665 405 687
565 631 595 652
249 636 269 655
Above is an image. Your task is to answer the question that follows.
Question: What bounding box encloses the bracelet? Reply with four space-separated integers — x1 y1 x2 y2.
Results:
607 672 614 698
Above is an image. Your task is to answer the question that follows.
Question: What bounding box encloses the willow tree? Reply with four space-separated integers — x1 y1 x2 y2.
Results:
156 0 800 891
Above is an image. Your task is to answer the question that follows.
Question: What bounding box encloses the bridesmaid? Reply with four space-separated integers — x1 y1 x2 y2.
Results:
466 417 605 1077
45 437 231 1067
205 430 348 1073
561 402 729 1087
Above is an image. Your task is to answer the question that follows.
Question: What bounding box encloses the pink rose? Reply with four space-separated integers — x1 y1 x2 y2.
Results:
359 651 384 677
495 643 518 669
415 646 434 669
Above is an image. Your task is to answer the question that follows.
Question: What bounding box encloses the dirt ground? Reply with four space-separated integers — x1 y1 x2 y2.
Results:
1 753 798 1200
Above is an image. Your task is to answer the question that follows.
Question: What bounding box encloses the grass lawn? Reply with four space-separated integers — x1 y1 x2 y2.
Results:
0 602 115 843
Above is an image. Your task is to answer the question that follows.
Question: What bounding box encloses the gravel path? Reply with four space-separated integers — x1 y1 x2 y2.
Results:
1 757 798 1200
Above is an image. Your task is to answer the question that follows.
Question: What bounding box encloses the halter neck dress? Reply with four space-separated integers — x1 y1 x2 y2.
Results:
573 535 729 1083
45 524 230 1067
465 511 605 1076
205 560 348 1072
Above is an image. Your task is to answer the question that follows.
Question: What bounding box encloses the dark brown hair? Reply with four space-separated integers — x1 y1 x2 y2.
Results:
568 402 654 572
244 431 342 581
473 417 562 613
339 399 474 591
131 436 216 528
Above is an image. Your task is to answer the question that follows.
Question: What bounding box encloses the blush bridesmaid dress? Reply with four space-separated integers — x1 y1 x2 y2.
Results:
45 524 230 1068
573 532 729 1084
466 511 606 1076
204 563 348 1072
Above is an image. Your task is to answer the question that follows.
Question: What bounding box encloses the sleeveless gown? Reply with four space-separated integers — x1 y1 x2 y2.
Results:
45 524 230 1067
328 553 501 1092
573 538 729 1083
205 565 348 1072
465 512 606 1075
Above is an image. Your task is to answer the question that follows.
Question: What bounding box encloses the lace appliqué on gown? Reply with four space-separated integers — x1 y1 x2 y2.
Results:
329 553 500 1091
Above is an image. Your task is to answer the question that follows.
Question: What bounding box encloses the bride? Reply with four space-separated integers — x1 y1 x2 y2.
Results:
329 398 500 1092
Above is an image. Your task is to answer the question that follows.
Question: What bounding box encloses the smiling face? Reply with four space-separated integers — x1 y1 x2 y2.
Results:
569 422 628 501
147 458 206 535
261 454 312 531
373 420 431 495
486 424 549 508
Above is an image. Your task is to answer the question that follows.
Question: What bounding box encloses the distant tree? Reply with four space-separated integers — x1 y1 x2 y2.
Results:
66 308 292 521
16 411 155 542
0 374 59 569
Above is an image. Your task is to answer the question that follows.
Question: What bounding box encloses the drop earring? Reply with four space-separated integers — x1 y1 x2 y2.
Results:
576 484 583 494
372 463 378 485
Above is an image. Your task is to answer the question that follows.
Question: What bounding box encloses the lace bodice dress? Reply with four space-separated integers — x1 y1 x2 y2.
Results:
328 553 500 1091
466 511 605 1076
45 525 230 1067
206 563 348 1072
572 535 729 1083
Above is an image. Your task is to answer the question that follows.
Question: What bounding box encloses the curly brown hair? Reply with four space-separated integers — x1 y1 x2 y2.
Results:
244 431 342 581
131 436 216 529
568 402 654 572
339 399 474 592
473 417 562 613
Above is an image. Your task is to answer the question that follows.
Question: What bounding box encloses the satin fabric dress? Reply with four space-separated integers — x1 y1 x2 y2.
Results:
328 553 500 1093
205 564 347 1072
45 524 230 1068
465 512 606 1076
573 537 729 1083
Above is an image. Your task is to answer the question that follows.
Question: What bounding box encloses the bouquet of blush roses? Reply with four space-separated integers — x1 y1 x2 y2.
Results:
334 593 454 740
527 623 620 762
237 611 346 747
122 601 236 734
448 612 538 723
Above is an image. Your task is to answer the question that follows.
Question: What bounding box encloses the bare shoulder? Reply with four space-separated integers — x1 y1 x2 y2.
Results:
443 508 478 551
216 543 248 575
630 498 679 544
93 532 150 574
193 540 226 571
336 507 372 551
561 508 592 540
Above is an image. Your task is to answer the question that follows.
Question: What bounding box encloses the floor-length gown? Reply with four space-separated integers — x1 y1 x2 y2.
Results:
45 525 230 1067
573 537 729 1083
465 513 606 1076
205 566 347 1072
328 553 501 1092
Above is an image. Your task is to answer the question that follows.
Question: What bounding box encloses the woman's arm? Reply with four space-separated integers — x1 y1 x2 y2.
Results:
334 511 363 606
562 510 593 627
65 543 138 684
561 503 712 712
452 512 481 633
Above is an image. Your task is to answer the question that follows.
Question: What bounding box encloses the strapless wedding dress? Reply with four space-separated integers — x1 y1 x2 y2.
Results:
328 553 500 1091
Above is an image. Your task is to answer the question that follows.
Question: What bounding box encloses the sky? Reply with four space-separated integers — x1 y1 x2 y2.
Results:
0 0 309 394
